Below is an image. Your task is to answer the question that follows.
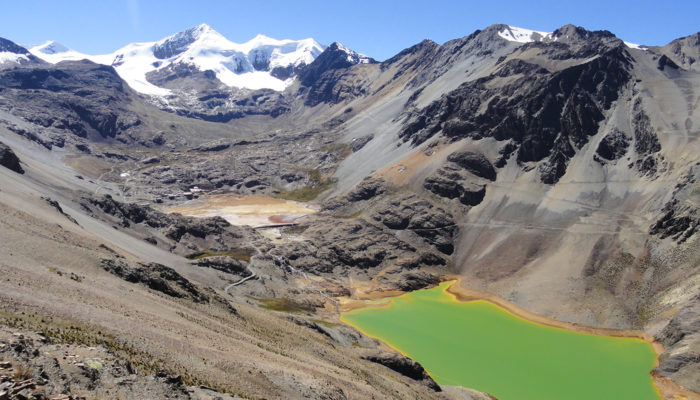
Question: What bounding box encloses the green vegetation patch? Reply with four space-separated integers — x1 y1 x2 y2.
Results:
185 248 254 262
273 168 336 202
256 298 315 314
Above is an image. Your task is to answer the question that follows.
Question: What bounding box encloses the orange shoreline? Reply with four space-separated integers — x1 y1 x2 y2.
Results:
340 276 700 400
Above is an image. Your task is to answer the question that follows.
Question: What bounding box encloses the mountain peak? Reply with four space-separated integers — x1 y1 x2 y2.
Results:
32 40 70 55
551 24 617 43
153 23 226 60
496 25 552 43
0 37 31 55
327 42 375 64
0 37 42 68
251 33 274 42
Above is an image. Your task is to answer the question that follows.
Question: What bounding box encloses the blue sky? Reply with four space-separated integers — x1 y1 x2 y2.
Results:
2 0 699 60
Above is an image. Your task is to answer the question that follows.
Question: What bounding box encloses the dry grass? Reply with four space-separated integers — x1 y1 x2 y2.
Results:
256 298 314 314
273 168 336 202
13 364 32 380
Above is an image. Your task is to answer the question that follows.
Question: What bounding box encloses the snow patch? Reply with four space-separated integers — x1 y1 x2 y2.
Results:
498 26 552 43
0 52 29 64
29 41 92 64
624 41 647 50
333 42 373 64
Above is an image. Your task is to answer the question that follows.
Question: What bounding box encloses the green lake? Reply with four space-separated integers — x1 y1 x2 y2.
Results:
340 282 660 400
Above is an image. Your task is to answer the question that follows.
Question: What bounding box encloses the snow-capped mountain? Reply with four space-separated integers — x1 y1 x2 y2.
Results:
496 24 644 49
331 42 374 64
497 25 552 43
0 38 41 68
29 41 92 63
29 24 325 95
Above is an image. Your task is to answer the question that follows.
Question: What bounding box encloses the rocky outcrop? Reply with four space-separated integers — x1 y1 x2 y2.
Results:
298 42 375 87
346 178 386 202
192 256 248 276
0 61 142 141
0 142 24 174
276 217 415 274
100 259 209 303
631 99 663 175
424 171 486 206
361 350 440 391
446 151 496 181
297 43 376 107
423 151 494 207
372 195 456 254
657 298 700 392
650 199 698 243
42 197 79 225
82 195 257 257
350 134 374 152
424 152 495 207
399 29 632 184
595 128 630 162
659 31 700 72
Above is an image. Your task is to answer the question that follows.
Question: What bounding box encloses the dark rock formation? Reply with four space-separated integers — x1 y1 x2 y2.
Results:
351 134 374 152
656 298 700 392
193 141 231 152
424 164 487 207
399 29 632 183
276 217 415 274
595 129 630 161
193 256 248 275
372 195 456 254
424 151 494 207
650 200 698 243
82 195 255 256
361 351 440 391
346 178 386 202
0 38 31 55
42 197 79 225
0 142 24 174
446 151 496 181
0 61 142 141
100 259 209 303
285 316 333 339
297 43 376 107
657 54 680 71
298 42 375 87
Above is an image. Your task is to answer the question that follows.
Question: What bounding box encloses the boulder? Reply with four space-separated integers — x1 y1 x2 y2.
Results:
0 142 24 174
361 350 441 391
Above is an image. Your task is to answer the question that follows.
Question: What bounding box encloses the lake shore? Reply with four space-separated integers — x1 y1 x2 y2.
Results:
442 276 700 400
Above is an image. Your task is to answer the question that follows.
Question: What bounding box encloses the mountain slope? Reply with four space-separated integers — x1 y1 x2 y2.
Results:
0 23 698 399
316 24 700 392
0 38 43 68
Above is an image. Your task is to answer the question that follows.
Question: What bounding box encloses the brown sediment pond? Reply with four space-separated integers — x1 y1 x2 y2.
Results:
166 193 316 227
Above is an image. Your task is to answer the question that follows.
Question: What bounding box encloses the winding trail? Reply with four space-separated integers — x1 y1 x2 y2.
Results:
224 246 261 292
